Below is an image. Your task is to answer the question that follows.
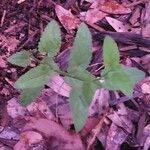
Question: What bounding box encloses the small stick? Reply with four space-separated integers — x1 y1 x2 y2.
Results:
0 10 6 27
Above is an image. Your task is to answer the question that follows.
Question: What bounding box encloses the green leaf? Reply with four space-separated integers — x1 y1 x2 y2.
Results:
68 23 92 73
82 80 97 105
38 20 61 56
122 66 145 84
66 66 99 105
7 51 31 67
66 76 96 131
15 64 55 89
101 66 145 96
101 69 133 96
103 36 120 70
41 56 59 71
20 86 44 105
66 73 96 104
69 88 88 132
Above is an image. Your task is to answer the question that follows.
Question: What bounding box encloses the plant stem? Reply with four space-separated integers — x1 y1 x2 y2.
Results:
51 66 102 87
35 56 102 87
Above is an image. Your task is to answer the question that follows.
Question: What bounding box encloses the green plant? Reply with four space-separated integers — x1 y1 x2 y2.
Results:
7 20 145 131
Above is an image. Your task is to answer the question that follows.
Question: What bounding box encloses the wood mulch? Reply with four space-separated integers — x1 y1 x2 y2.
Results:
0 0 150 149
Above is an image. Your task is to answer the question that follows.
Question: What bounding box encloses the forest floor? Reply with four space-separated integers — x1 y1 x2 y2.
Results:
0 0 150 149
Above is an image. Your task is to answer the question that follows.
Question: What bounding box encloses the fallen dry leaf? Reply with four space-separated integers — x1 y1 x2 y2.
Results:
24 117 85 150
129 6 141 26
85 9 107 24
106 17 141 34
27 100 56 121
7 98 26 119
57 103 72 129
106 123 128 150
106 17 132 32
0 35 20 53
96 121 110 148
142 0 150 38
0 56 7 68
0 127 19 141
55 5 80 32
47 75 71 97
91 0 131 14
107 104 133 133
142 54 150 74
141 83 150 94
140 124 150 150
14 131 43 150
89 89 109 116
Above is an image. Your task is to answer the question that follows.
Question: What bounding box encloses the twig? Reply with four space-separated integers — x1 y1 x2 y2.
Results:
0 10 6 27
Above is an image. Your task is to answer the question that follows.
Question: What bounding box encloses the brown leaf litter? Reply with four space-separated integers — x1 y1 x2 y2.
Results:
0 0 150 149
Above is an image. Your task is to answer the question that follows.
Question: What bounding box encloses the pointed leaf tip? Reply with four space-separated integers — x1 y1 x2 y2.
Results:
68 22 92 73
38 20 61 56
103 36 120 70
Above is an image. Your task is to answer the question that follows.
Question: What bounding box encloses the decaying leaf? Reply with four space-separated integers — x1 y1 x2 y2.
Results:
107 104 133 133
24 117 85 149
57 103 72 129
55 5 80 31
106 123 128 150
0 127 19 141
90 0 131 14
140 124 150 150
106 17 132 32
27 100 56 121
141 83 150 94
14 131 43 150
0 35 20 53
106 17 140 34
89 89 109 116
47 75 71 97
142 54 150 74
7 98 26 118
142 0 150 38
96 121 110 148
0 55 7 68
129 6 141 26
85 9 107 24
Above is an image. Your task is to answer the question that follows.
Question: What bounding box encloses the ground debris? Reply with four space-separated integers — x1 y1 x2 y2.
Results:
0 0 150 149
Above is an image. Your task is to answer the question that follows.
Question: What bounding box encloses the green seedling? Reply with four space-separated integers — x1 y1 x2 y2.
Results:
7 20 145 131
